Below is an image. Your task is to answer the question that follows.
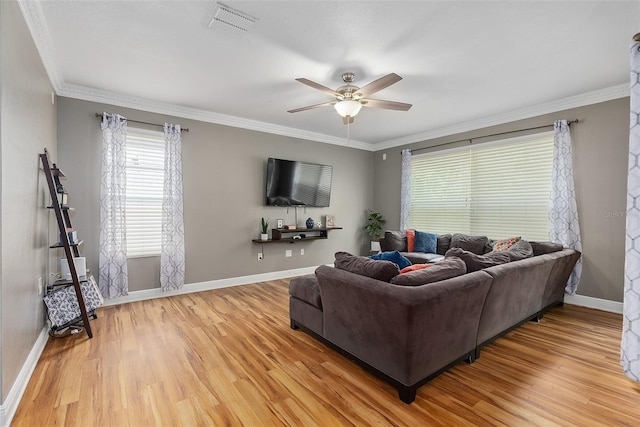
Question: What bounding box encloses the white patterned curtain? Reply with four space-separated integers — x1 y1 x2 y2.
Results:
622 36 640 382
99 113 129 298
549 120 582 294
161 123 185 291
400 149 412 231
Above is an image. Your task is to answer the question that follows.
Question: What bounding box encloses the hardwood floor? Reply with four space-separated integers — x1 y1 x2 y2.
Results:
12 279 640 426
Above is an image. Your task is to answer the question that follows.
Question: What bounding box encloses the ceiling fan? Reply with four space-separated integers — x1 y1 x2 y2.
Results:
288 72 412 124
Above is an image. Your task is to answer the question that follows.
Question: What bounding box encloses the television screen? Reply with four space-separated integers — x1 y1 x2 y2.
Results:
265 158 333 207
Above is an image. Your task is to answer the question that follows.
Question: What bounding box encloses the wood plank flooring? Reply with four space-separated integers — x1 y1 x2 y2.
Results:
12 279 640 426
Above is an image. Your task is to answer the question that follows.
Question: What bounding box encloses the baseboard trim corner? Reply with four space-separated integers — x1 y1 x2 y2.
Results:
564 294 623 314
1 326 49 427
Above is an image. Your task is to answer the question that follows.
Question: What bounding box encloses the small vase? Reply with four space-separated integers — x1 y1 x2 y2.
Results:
260 233 268 241
306 218 314 229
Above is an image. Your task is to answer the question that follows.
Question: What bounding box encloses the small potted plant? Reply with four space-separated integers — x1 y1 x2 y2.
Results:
365 209 385 252
260 217 269 241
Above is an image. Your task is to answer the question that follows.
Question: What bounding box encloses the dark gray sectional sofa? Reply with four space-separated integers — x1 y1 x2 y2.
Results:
289 231 581 403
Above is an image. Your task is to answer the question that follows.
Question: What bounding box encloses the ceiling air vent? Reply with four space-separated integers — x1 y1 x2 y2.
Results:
206 3 257 35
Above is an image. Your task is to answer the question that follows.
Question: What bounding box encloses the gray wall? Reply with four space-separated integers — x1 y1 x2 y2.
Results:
0 0 57 399
373 98 629 302
57 97 374 292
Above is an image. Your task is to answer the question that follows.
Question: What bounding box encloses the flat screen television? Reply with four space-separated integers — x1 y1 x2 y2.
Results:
265 158 333 207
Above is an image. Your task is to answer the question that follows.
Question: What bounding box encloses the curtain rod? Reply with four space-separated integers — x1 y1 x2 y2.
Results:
95 113 189 132
407 119 579 154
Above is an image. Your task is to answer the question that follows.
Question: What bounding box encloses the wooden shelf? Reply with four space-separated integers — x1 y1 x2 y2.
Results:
49 240 83 249
252 227 342 244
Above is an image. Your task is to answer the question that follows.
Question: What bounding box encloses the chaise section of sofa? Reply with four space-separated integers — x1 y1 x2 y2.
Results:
310 265 493 403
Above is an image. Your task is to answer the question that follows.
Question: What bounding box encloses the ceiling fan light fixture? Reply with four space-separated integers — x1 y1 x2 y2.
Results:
334 100 362 118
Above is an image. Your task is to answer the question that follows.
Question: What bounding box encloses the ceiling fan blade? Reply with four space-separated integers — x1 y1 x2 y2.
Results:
295 78 340 97
355 73 402 97
343 116 354 125
288 101 336 113
362 99 412 111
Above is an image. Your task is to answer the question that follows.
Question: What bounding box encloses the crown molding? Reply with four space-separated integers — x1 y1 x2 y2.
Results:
17 0 63 91
58 83 371 150
19 0 629 153
373 83 630 151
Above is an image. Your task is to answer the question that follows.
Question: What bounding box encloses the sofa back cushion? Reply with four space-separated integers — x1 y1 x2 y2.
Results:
335 252 400 282
450 233 489 255
436 234 452 255
379 231 407 252
445 247 511 272
390 256 467 286
504 239 534 261
529 241 564 256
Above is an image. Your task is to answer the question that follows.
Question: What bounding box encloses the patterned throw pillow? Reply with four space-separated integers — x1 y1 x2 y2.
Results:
406 229 416 252
493 236 521 251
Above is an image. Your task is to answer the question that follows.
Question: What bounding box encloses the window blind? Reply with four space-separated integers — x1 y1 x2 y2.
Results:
125 128 165 257
408 132 554 241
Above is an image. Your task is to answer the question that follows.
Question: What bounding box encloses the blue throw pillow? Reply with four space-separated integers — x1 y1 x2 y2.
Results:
414 230 438 253
368 250 412 269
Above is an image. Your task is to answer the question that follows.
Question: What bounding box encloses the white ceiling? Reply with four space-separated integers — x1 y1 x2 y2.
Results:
21 1 640 150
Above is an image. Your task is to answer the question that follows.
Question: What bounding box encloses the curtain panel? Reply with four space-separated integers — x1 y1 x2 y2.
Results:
400 149 412 232
549 120 582 294
622 37 640 382
160 123 186 291
98 113 129 298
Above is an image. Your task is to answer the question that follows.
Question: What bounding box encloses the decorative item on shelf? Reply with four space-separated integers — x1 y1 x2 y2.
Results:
325 214 335 228
276 219 284 229
306 217 314 229
260 217 269 241
365 209 386 251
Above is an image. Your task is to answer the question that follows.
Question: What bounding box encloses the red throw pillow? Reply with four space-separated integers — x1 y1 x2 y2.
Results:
400 263 430 274
406 229 416 252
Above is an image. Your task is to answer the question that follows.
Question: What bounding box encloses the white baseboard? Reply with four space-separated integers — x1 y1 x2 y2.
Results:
0 326 49 427
564 294 623 314
102 265 319 307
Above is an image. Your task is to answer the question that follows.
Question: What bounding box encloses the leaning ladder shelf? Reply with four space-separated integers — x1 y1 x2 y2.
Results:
40 149 93 338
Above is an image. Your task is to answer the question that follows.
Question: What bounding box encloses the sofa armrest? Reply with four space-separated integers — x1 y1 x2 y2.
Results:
314 265 492 386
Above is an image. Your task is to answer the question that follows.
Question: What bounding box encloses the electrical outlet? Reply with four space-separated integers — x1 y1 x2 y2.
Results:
285 249 292 257
300 248 304 255
258 252 263 260
37 276 43 295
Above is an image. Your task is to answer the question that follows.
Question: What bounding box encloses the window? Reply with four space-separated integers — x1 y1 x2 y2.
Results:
125 128 165 257
408 132 554 241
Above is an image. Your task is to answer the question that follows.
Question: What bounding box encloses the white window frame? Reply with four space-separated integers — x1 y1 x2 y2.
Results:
408 131 554 241
125 128 165 258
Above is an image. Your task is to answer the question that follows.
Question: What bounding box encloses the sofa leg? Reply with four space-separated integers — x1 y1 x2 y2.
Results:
398 386 416 404
465 351 476 364
290 319 299 330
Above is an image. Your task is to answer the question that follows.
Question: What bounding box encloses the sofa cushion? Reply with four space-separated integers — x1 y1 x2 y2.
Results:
445 247 511 272
289 274 322 309
380 231 407 252
530 241 564 256
450 233 489 255
493 236 521 251
334 252 400 282
390 256 466 286
436 234 452 255
505 239 534 261
406 229 416 252
414 230 438 253
403 252 445 264
369 250 412 270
